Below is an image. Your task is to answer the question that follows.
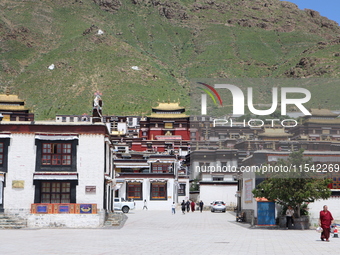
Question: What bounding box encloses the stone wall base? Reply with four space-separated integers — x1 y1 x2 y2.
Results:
27 211 106 228
5 208 106 228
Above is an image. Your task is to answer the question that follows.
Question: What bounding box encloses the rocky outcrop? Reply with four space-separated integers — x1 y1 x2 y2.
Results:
93 0 122 13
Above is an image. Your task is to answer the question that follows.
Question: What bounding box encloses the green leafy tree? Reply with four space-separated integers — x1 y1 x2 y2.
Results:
190 178 200 192
252 149 331 217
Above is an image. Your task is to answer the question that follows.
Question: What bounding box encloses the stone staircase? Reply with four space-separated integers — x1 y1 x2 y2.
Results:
0 213 27 229
103 212 127 228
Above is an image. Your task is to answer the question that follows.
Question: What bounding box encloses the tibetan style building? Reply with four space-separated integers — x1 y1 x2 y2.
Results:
110 101 190 210
140 101 189 139
291 108 340 141
0 92 34 121
0 93 115 228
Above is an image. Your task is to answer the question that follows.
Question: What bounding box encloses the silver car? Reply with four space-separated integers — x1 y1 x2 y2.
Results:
211 200 226 213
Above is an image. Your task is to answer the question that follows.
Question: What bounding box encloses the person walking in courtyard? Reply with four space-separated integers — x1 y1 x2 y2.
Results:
181 200 186 214
172 202 176 214
319 205 334 242
199 200 204 213
186 200 190 212
286 205 294 229
191 201 195 212
143 199 148 210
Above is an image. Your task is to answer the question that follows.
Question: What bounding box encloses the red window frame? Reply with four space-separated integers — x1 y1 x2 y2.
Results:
152 163 171 173
151 183 166 200
41 182 71 203
127 183 142 200
42 143 72 165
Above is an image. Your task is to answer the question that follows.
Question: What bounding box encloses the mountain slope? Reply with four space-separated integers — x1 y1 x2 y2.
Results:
1 0 339 119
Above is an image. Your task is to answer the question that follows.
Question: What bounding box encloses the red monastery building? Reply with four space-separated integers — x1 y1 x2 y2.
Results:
132 101 190 153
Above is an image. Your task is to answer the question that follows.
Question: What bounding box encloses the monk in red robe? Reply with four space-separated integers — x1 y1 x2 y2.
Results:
191 201 195 212
319 205 334 241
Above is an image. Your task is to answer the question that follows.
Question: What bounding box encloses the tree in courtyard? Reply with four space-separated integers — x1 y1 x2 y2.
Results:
252 149 331 217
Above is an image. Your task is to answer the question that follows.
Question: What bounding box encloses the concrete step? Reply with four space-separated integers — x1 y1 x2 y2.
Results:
0 218 26 223
0 214 27 229
0 222 26 226
104 212 127 228
0 225 24 229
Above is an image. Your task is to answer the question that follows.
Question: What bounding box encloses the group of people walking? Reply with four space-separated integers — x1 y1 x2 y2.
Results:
176 200 204 214
145 199 204 214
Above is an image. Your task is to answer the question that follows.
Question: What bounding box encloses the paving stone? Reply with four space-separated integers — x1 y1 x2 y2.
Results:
0 210 337 254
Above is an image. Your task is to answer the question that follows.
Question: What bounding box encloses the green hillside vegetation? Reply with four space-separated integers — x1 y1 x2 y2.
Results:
1 0 339 119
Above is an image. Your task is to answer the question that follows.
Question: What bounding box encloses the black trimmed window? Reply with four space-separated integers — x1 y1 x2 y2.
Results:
35 139 77 172
150 182 167 200
127 183 142 200
41 182 71 203
212 176 224 181
178 183 186 196
0 143 3 165
0 138 10 172
42 143 72 165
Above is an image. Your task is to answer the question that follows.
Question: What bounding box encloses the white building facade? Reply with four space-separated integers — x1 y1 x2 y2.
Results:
188 149 239 208
0 121 113 228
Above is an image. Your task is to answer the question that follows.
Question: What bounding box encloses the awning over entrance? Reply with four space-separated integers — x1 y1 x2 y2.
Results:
33 172 78 180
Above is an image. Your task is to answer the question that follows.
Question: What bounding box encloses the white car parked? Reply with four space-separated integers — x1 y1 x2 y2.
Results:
210 200 226 213
114 198 135 213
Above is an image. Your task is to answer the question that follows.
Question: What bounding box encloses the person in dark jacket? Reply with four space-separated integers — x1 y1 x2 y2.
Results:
199 200 204 212
186 200 190 212
181 200 186 214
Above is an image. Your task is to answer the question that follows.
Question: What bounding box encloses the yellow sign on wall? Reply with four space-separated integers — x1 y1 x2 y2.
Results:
12 180 25 189
164 123 173 129
3 115 10 121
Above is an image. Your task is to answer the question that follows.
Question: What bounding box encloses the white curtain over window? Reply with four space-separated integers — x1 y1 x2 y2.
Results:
0 134 11 139
33 172 78 180
35 134 78 140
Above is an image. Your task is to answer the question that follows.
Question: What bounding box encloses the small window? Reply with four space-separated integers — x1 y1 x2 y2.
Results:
178 183 186 196
212 176 224 181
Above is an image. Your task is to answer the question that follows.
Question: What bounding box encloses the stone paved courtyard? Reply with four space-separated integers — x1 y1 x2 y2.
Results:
0 209 338 254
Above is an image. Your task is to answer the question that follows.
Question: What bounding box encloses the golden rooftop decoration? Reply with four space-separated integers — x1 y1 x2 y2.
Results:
152 102 185 111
